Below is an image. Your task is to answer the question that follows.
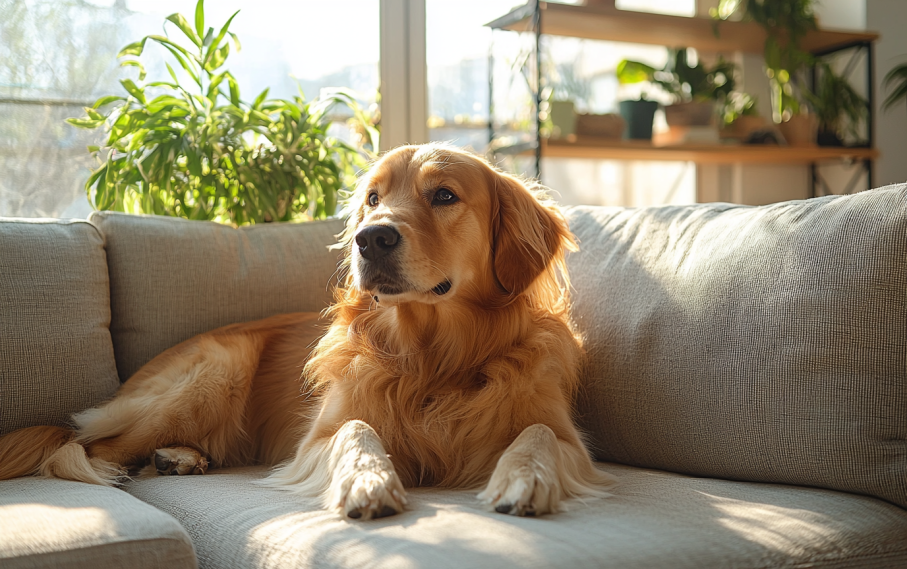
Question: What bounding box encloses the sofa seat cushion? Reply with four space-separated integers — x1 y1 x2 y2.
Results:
88 212 345 381
0 218 119 435
123 463 907 569
0 477 196 569
564 185 907 508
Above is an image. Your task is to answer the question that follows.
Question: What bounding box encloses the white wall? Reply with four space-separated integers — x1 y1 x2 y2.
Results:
816 0 866 30
867 0 907 186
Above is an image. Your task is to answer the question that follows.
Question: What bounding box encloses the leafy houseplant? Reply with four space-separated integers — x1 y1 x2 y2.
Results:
805 63 868 146
67 0 371 225
883 61 907 117
617 49 736 127
711 0 817 124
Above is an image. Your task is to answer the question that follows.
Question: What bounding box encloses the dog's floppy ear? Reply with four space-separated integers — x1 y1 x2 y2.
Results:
491 172 576 297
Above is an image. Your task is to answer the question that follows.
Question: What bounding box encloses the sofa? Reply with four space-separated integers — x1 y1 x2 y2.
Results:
1 185 906 569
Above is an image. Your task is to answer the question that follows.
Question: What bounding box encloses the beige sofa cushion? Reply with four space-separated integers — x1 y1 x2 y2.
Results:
124 464 907 569
89 212 344 381
564 184 907 509
0 477 196 569
0 218 119 435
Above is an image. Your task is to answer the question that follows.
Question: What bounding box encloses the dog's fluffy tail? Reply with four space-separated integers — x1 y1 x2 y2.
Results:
0 426 123 486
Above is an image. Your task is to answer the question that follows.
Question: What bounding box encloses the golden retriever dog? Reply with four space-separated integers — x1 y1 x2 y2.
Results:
0 144 615 519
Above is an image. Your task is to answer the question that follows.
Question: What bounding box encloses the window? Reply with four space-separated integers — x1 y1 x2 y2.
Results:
0 0 379 218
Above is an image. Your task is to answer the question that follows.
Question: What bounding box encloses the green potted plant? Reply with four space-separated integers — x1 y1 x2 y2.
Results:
712 0 817 140
615 59 658 140
720 92 766 141
804 63 868 147
618 49 736 128
883 60 907 117
66 0 371 225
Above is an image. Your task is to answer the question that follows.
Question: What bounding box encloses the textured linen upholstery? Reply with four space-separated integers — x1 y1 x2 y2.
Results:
124 464 907 569
89 212 345 381
564 184 907 508
0 218 119 435
0 477 196 569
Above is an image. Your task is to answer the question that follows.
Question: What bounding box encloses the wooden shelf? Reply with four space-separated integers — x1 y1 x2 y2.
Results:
486 2 878 54
537 137 879 164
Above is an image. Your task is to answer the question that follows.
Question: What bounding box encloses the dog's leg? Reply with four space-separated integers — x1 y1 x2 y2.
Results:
478 424 615 516
265 420 407 520
77 336 261 474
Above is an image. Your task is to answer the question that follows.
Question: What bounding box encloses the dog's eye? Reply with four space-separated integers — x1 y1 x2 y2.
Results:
432 188 458 206
367 192 379 207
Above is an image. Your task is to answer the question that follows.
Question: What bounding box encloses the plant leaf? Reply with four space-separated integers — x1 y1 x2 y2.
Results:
225 72 241 106
117 38 147 58
120 59 147 81
194 0 205 38
166 13 201 47
205 43 229 72
148 35 200 63
92 95 125 109
120 78 146 103
253 88 270 109
158 42 200 87
616 60 656 84
228 31 241 52
206 72 225 101
65 117 105 129
205 10 240 67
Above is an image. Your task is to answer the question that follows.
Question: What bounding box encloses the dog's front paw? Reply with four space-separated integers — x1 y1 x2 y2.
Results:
329 461 408 520
478 458 561 517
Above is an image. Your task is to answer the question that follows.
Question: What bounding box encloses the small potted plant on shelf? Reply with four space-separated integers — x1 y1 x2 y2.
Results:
66 0 372 225
720 92 765 141
804 63 868 147
615 60 659 140
618 48 735 130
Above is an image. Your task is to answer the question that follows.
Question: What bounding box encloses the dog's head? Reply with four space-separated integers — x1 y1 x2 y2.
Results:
340 144 576 310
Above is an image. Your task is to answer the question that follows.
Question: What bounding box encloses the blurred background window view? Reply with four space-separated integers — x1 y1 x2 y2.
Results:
3 0 901 219
427 0 696 208
0 0 378 218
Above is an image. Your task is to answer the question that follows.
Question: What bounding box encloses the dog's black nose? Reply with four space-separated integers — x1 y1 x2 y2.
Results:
355 225 400 261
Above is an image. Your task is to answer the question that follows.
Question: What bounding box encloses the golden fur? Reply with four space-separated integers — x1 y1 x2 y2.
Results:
0 144 614 518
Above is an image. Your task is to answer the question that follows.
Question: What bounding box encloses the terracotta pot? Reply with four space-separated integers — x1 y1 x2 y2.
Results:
778 115 818 147
575 113 625 139
720 115 766 141
664 101 715 127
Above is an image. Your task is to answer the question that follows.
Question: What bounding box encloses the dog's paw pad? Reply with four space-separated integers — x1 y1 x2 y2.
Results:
153 447 209 476
494 503 513 514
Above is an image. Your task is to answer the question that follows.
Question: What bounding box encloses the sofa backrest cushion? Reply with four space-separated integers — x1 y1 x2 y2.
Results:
89 212 345 382
0 218 120 435
565 184 907 509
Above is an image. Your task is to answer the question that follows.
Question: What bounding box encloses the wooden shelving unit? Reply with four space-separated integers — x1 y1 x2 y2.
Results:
543 138 878 164
487 2 877 55
486 1 879 195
